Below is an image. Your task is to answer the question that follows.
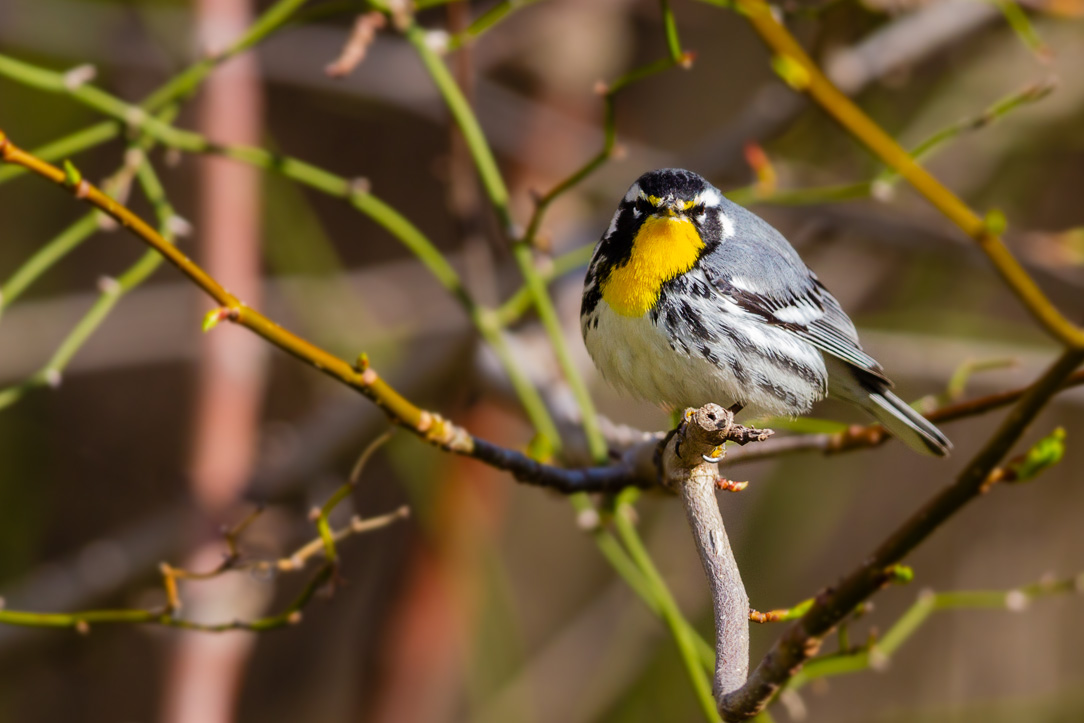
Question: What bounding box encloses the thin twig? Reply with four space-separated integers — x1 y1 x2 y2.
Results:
0 505 409 633
787 572 1084 692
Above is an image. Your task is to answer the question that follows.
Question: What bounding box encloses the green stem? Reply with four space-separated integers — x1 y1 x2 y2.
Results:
447 0 541 51
0 105 178 321
0 122 119 186
497 244 594 326
992 0 1049 59
0 214 98 315
0 52 564 439
614 492 721 721
517 36 690 250
0 0 310 189
726 80 1054 209
660 0 685 62
142 0 313 110
0 565 333 633
787 572 1084 693
0 156 176 412
726 181 871 207
404 20 606 459
405 24 511 228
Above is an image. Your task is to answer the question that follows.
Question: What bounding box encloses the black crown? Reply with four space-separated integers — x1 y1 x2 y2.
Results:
635 168 710 201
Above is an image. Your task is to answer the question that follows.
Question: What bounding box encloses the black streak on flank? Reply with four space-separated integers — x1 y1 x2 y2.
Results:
731 360 750 386
581 284 602 317
679 300 712 342
755 377 800 410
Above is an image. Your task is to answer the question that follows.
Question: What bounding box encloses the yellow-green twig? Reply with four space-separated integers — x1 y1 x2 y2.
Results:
786 573 1084 692
727 0 1084 349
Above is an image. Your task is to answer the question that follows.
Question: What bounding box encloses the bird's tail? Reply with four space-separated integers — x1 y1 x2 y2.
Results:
826 357 951 457
863 387 952 457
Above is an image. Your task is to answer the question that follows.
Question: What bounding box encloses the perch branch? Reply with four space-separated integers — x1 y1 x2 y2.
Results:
669 407 763 699
653 405 774 715
1 129 1077 497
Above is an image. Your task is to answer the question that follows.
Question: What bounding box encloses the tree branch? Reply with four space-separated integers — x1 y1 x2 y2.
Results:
657 405 772 701
719 348 1084 720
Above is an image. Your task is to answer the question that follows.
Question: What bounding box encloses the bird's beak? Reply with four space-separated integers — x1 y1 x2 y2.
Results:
661 196 687 217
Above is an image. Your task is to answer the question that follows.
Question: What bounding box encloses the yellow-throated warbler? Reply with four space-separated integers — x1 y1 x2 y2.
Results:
580 168 951 456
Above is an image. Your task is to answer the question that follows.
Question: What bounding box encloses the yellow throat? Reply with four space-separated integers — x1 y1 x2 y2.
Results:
601 215 704 317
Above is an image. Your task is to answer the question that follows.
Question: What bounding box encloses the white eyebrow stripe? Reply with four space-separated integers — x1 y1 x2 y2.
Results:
624 183 642 203
719 211 735 239
604 208 622 239
697 187 723 207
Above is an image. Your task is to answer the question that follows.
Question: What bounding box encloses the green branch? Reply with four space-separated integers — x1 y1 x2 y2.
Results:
787 572 1084 692
402 19 605 462
615 490 721 722
446 0 542 51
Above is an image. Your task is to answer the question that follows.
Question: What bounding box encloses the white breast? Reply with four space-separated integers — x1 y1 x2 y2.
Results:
582 294 827 420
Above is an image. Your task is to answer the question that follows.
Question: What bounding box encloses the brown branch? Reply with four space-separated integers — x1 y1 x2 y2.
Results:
718 348 1084 720
324 12 386 78
6 128 1080 501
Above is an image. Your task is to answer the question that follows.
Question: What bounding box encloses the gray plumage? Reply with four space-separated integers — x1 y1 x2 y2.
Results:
581 168 951 457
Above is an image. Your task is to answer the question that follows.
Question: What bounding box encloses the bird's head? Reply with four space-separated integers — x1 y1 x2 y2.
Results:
587 168 727 318
629 168 716 220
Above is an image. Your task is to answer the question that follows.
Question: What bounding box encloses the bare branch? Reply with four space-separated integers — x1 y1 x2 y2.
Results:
658 405 772 701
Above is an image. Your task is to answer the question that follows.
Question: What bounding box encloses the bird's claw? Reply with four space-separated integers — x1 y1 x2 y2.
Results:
701 444 726 464
673 408 698 458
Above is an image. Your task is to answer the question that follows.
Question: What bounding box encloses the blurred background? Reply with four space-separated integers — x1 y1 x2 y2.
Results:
1 0 1083 721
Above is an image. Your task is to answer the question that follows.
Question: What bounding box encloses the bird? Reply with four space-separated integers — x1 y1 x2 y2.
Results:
580 168 951 456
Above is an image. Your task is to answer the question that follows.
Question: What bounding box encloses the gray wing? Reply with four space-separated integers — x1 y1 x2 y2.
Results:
700 201 889 383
